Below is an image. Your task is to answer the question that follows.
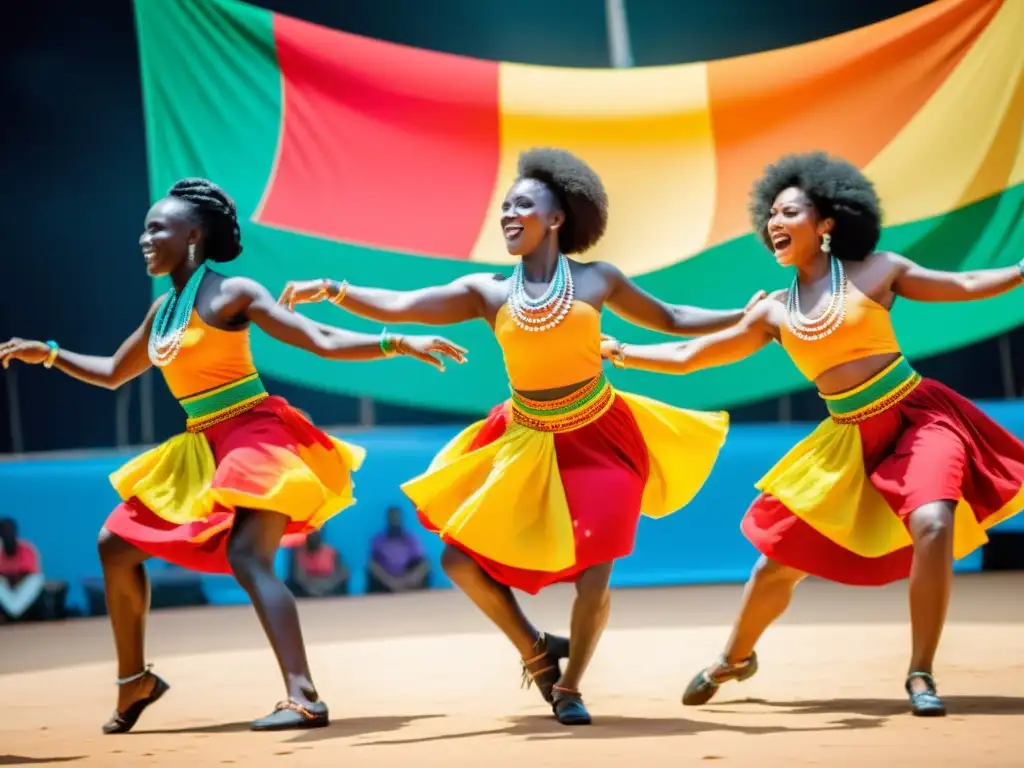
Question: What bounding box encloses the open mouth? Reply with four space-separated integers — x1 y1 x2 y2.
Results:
503 224 524 240
770 233 792 251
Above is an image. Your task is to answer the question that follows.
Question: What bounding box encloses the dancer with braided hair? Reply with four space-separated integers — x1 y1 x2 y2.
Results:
277 148 762 725
599 152 1024 717
0 178 466 733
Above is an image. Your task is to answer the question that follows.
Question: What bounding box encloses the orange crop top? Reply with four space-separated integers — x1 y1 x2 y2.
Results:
158 310 258 399
494 301 603 391
779 286 901 381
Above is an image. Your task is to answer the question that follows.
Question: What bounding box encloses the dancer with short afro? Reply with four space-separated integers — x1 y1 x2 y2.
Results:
600 151 1024 717
278 148 762 724
1 178 466 734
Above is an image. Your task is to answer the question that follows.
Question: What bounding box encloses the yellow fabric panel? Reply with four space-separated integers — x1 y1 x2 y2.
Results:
864 0 1024 226
469 62 716 275
110 432 218 524
401 419 577 573
616 391 728 519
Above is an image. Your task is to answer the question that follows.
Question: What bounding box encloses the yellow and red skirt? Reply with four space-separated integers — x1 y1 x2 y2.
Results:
745 357 1024 586
104 374 364 573
402 374 729 594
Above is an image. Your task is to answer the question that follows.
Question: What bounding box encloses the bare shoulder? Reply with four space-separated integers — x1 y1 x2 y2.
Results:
220 275 271 301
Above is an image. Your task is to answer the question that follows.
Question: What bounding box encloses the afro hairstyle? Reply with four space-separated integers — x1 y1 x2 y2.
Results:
516 148 609 255
748 151 882 261
168 178 244 263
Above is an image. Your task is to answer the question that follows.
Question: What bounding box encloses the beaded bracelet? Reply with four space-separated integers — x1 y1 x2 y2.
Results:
43 340 59 369
379 328 402 357
327 279 348 306
610 344 627 369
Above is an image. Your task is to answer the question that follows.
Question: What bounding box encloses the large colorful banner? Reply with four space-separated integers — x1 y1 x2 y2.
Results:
135 0 1024 415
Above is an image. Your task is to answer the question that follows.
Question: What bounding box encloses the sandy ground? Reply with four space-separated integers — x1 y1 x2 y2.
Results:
3 573 1023 767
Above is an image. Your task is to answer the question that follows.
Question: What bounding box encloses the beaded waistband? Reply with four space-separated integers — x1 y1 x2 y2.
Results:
510 374 615 433
179 372 269 433
822 356 921 425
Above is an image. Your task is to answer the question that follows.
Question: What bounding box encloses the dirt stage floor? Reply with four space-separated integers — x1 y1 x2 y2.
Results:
3 572 1023 767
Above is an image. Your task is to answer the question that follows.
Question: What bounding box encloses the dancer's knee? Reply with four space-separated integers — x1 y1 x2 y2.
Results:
440 545 475 580
227 537 274 587
749 556 805 588
908 502 955 546
97 528 146 568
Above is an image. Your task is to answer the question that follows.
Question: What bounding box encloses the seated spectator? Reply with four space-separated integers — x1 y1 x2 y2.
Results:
287 530 349 598
0 517 46 623
367 506 430 594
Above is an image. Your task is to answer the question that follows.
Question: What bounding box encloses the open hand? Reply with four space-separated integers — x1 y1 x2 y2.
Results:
0 338 49 369
277 279 334 312
600 333 624 361
398 335 468 372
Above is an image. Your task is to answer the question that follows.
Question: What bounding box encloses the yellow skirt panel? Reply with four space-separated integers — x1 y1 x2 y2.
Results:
616 391 729 519
401 418 576 573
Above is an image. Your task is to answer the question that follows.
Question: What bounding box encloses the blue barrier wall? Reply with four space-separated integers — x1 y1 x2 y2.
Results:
7 400 1024 612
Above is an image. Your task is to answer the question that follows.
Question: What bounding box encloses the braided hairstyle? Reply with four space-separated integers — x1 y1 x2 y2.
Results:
748 152 882 262
517 148 609 255
168 178 244 263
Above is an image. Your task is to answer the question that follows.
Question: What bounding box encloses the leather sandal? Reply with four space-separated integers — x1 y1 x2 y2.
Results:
682 652 758 706
102 665 171 735
520 632 570 704
905 671 946 717
250 699 330 731
552 684 592 725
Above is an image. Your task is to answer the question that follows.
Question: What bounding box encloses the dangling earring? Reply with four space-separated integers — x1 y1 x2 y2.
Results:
188 243 196 264
821 233 832 254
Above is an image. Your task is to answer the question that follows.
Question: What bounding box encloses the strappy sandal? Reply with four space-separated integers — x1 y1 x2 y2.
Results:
250 699 330 731
905 671 946 717
551 684 592 725
520 632 570 704
102 664 171 734
681 651 758 706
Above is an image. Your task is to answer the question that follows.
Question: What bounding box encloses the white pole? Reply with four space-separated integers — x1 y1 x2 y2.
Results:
605 0 634 68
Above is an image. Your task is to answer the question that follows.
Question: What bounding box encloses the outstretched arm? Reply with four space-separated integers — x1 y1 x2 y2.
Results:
597 262 764 336
603 299 776 375
278 274 487 326
0 297 163 389
885 251 1024 302
225 278 467 369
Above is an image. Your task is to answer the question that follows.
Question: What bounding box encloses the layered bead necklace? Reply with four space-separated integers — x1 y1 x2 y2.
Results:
507 253 574 333
785 255 847 341
148 262 208 367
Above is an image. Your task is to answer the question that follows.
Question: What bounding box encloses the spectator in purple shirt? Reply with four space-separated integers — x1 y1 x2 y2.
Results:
367 506 430 594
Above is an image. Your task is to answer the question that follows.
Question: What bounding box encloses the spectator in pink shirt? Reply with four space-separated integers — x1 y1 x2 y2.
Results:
0 517 45 622
367 506 430 594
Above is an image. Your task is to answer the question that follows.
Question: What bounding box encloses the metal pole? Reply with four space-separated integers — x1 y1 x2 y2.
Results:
5 368 25 454
115 381 132 448
359 397 376 427
140 369 155 444
604 0 634 68
997 333 1017 398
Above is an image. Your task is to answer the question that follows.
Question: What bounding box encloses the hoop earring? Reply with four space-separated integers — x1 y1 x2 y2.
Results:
821 233 832 254
188 243 196 264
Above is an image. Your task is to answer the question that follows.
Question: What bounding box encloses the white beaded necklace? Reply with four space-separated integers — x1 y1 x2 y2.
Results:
785 255 847 341
507 253 574 333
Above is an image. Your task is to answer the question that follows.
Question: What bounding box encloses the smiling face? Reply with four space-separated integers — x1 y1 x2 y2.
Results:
766 187 834 268
499 177 564 257
139 197 199 277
